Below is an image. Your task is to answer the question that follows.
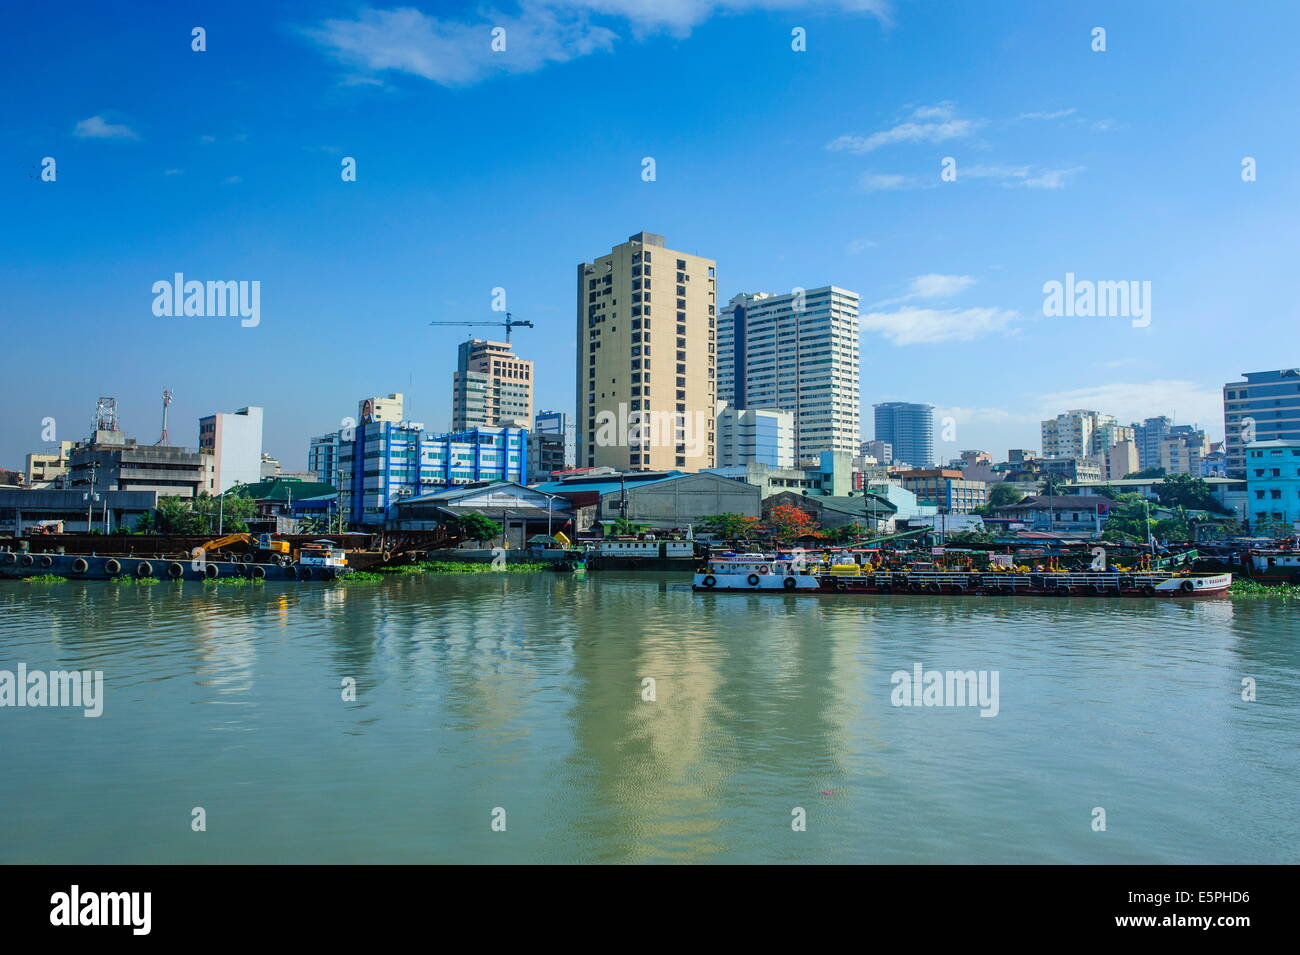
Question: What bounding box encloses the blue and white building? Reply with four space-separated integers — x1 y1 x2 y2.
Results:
308 432 340 485
337 421 526 526
1245 439 1300 531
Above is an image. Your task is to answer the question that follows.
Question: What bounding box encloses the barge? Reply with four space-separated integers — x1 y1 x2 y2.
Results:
1 540 350 582
692 555 1231 598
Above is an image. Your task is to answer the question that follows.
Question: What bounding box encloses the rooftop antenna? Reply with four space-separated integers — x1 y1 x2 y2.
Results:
93 397 120 435
157 388 174 446
428 311 535 344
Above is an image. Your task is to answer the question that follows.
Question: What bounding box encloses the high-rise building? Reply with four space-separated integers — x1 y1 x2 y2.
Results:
452 339 534 430
1224 368 1300 477
715 403 795 468
873 402 934 468
1131 416 1174 471
198 406 263 493
576 232 717 471
717 286 861 459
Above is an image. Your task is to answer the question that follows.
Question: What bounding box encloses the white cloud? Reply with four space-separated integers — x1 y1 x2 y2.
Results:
869 273 976 308
306 2 891 86
1017 108 1077 121
846 237 877 254
861 305 1020 345
73 115 138 140
960 162 1083 189
1023 166 1084 189
908 273 975 298
859 172 912 191
827 101 978 154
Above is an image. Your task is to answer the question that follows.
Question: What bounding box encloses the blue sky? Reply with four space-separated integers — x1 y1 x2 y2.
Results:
3 0 1297 470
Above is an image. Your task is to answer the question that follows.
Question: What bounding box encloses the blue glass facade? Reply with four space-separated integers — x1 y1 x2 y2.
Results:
339 423 526 525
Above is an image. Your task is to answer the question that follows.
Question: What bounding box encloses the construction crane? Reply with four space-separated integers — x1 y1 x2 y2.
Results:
428 312 534 343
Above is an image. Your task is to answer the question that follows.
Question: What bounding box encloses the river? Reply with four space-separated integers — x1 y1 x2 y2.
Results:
1 572 1296 863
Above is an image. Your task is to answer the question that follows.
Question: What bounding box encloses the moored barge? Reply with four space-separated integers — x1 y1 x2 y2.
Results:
1 540 350 582
692 555 1231 598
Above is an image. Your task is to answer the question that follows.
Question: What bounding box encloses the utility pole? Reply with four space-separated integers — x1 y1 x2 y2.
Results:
85 461 100 534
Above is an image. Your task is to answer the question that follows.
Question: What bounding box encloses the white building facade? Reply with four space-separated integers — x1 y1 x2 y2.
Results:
717 286 860 461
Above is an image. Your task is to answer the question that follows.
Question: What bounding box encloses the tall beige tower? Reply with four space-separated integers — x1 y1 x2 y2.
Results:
576 232 717 471
452 339 534 430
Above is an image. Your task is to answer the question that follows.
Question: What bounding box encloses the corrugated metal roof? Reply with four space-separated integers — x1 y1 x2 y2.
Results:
532 471 687 496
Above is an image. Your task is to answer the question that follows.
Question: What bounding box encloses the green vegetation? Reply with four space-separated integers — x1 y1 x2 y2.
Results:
1124 466 1167 480
822 522 867 544
380 560 548 575
697 513 761 539
1229 579 1300 600
135 493 257 535
203 577 265 587
1152 473 1230 514
986 483 1025 508
24 574 67 584
339 571 384 583
605 517 649 537
443 513 503 544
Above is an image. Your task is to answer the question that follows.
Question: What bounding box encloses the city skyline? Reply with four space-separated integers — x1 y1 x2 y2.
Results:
4 1 1299 469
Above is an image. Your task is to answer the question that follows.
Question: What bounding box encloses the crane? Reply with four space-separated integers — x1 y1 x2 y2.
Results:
428 312 534 343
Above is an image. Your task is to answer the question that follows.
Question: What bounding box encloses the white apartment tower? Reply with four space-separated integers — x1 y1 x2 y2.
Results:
717 286 861 460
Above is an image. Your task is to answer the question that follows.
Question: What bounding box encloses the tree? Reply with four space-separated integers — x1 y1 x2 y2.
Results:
1102 493 1156 543
445 513 502 544
822 522 867 544
698 513 760 540
1152 472 1229 514
150 493 254 534
1124 466 1167 480
986 483 1024 509
766 504 817 540
607 517 646 537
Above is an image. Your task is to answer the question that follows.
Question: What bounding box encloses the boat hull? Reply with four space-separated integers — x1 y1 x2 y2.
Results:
0 551 348 582
693 570 1232 598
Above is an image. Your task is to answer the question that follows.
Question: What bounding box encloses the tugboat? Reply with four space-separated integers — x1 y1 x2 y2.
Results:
692 551 1231 598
